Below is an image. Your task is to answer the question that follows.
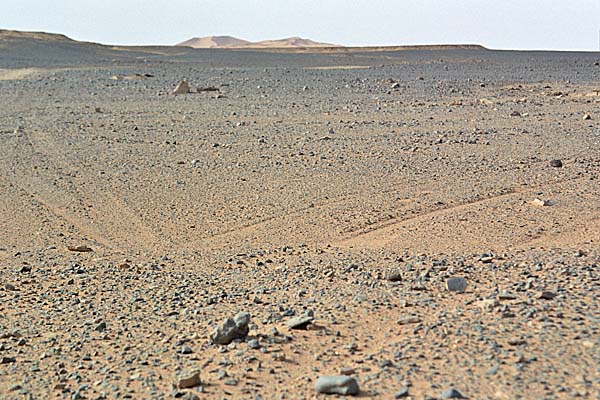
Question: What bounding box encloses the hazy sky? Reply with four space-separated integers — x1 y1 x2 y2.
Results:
4 0 600 50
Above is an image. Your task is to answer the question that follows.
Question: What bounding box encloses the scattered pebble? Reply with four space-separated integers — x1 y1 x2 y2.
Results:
549 159 563 168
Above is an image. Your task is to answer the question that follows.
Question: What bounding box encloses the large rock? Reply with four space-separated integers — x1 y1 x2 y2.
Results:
210 312 251 345
315 376 359 395
177 369 201 389
446 277 467 293
173 80 190 94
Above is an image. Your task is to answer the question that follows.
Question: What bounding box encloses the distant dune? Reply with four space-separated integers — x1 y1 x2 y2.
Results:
176 36 252 49
176 35 340 49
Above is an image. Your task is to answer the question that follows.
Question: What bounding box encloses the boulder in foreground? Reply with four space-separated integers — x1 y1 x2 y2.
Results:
210 312 251 344
315 376 359 395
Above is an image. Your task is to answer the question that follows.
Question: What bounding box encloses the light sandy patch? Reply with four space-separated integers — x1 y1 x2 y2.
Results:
0 68 42 80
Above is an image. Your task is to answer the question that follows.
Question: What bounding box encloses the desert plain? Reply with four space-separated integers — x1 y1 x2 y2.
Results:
0 31 599 399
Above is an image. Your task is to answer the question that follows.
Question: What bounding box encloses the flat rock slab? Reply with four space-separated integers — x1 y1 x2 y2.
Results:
315 376 359 395
446 277 468 293
286 316 314 330
67 245 93 252
440 388 467 399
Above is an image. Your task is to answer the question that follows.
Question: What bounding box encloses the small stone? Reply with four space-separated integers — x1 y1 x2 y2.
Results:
9 384 22 391
94 322 107 332
487 364 500 375
286 315 314 330
582 340 594 349
19 265 32 273
549 159 563 168
386 271 402 282
315 376 359 395
498 291 517 300
531 198 549 207
395 387 410 398
446 277 467 293
397 316 420 325
177 369 201 389
476 299 498 311
1 356 16 364
507 338 526 346
173 80 191 95
180 345 193 354
539 291 556 300
583 114 591 120
68 245 93 253
247 339 260 349
340 367 355 376
440 388 466 399
391 82 401 89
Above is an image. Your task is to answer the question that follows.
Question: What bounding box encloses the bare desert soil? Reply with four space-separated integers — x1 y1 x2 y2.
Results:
0 44 599 400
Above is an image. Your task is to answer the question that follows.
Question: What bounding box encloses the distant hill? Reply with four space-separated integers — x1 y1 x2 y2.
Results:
0 29 76 42
176 36 252 49
176 35 340 49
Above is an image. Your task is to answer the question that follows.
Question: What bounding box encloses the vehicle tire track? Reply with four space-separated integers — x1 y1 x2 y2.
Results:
4 130 166 254
334 175 587 249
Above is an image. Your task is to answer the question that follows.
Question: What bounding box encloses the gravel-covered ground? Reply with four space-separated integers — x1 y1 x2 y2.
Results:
0 40 599 399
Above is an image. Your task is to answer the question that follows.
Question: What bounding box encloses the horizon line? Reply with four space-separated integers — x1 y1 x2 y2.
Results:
2 27 600 53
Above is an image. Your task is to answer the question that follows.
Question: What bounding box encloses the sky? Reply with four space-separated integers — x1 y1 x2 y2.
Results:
3 0 600 51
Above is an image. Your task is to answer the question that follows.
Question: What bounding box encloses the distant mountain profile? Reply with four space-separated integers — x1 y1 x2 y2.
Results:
176 36 340 49
0 29 76 42
0 28 491 69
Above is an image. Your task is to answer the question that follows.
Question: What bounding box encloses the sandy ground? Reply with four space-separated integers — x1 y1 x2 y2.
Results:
0 46 599 400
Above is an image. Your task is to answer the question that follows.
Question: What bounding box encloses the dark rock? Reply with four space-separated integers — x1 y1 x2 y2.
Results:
549 159 563 168
539 291 556 300
210 312 251 344
386 271 402 282
19 265 32 273
446 277 467 293
94 322 107 332
440 388 467 399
